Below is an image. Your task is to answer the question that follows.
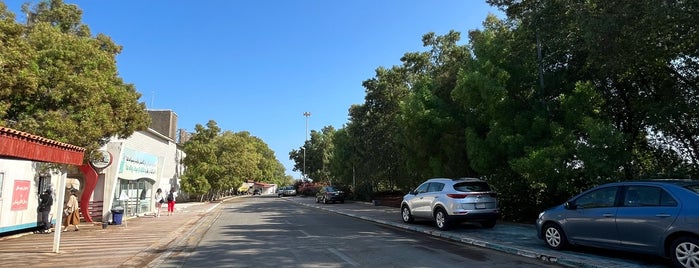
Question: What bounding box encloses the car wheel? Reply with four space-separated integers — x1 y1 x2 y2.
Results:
323 197 329 204
543 223 568 250
340 199 344 204
671 236 699 268
401 206 414 223
434 208 451 230
481 220 496 228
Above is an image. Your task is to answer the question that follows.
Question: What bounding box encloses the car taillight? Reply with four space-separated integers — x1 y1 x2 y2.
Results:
447 193 469 199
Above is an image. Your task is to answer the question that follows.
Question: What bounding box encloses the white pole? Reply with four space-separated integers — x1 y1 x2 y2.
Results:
52 170 67 253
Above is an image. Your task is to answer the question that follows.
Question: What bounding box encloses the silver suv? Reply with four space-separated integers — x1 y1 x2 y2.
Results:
401 178 499 230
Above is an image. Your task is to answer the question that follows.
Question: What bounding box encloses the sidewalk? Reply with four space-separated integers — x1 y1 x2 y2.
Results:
0 201 217 268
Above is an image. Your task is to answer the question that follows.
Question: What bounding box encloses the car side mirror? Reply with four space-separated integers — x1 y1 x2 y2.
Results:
408 190 417 195
564 201 577 210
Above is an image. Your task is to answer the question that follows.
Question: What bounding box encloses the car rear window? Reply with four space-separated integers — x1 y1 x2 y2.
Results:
683 183 699 194
453 182 492 192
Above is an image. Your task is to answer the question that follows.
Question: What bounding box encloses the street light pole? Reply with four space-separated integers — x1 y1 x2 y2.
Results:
303 112 311 181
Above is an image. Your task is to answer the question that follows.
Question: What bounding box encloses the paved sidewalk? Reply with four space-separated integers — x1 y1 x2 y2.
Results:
0 201 218 268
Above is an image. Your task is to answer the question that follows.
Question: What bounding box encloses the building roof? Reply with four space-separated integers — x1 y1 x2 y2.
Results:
0 127 85 165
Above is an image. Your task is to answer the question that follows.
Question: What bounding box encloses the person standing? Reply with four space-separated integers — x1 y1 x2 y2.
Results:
63 188 80 232
154 188 165 218
38 189 53 234
166 187 177 216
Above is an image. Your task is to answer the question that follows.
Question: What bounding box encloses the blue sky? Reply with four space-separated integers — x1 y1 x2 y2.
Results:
5 0 503 179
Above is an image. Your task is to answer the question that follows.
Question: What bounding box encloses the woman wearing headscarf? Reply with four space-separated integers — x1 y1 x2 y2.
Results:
63 188 80 232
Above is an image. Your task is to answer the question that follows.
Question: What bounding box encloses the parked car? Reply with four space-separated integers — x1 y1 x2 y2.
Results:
536 180 699 268
316 186 344 204
401 178 499 230
277 186 297 197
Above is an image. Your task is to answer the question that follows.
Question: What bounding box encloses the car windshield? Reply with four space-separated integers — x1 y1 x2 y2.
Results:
453 181 492 192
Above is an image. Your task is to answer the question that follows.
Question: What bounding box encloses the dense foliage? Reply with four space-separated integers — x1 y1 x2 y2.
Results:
293 0 698 221
181 120 292 201
0 0 150 156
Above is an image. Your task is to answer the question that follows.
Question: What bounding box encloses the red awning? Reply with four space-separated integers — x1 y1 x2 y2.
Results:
0 127 85 165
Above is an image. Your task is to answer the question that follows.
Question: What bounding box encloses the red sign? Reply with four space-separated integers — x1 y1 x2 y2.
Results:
11 180 31 211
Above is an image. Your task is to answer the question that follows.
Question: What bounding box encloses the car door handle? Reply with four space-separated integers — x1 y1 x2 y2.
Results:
602 213 614 217
655 213 671 218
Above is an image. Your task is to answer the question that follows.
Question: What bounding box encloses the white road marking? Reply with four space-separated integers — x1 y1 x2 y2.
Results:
328 248 359 267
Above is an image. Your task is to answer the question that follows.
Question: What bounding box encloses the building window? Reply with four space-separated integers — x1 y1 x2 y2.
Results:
115 178 154 216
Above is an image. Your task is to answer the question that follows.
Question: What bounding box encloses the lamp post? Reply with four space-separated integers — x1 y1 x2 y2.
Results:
303 112 311 180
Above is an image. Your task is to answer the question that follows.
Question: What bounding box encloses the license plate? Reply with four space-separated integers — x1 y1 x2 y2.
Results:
475 203 486 209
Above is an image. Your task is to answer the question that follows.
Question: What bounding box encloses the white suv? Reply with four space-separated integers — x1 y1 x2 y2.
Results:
401 178 499 230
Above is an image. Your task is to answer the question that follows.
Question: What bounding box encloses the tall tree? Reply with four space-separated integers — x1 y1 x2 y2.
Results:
182 120 287 199
180 120 219 197
400 31 476 182
0 0 150 156
290 125 336 183
487 0 699 178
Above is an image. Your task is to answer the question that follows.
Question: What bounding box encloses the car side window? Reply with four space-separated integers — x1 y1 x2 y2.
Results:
415 183 430 194
428 182 444 192
660 190 678 206
575 186 618 209
625 186 677 207
624 186 677 207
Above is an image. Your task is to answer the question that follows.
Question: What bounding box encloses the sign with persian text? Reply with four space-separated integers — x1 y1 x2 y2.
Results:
11 180 30 210
118 147 159 180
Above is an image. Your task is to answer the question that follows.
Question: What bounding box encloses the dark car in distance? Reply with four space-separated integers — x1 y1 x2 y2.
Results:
536 180 699 268
316 186 344 204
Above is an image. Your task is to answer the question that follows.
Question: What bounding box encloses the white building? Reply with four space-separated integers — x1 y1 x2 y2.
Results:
83 110 186 222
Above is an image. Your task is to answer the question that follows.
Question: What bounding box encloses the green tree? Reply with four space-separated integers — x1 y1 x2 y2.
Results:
182 120 287 200
180 120 219 198
487 0 699 178
290 125 336 183
399 31 476 182
0 0 150 156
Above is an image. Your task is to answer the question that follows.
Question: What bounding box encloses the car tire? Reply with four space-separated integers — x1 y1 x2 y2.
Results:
434 208 451 230
543 223 568 250
401 205 414 223
323 197 329 204
671 236 699 268
340 199 344 204
481 220 496 228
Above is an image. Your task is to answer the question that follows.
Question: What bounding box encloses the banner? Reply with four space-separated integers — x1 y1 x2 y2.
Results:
11 180 30 210
118 147 159 180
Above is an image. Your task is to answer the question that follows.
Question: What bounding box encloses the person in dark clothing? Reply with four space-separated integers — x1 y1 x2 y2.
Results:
38 189 54 234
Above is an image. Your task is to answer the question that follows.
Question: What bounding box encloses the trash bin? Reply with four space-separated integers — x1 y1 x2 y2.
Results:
111 207 124 225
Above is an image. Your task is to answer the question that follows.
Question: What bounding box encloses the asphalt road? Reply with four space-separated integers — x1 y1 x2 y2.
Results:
157 196 563 268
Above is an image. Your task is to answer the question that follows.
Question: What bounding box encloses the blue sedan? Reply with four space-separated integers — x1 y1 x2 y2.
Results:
536 180 699 268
